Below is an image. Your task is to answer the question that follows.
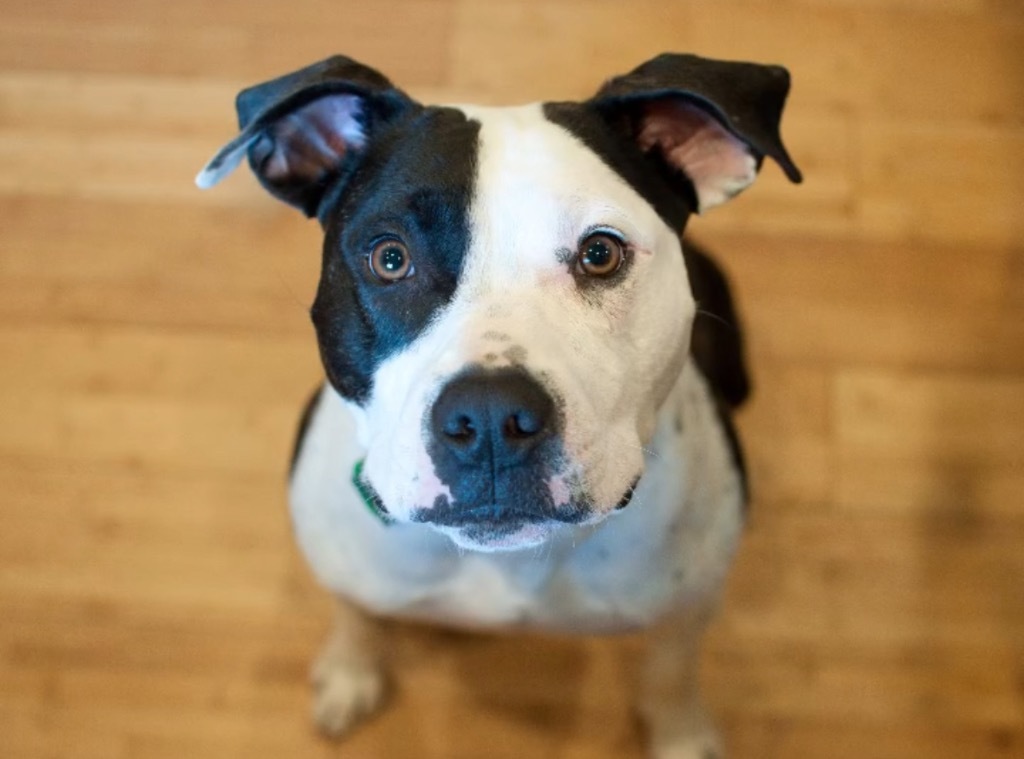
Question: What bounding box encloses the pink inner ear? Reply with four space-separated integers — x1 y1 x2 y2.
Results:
637 100 757 213
262 94 366 183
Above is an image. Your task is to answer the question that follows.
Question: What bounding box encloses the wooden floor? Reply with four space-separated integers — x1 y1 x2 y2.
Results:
2 1 1023 757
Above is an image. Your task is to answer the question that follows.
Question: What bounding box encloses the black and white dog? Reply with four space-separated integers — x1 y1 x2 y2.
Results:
198 53 800 758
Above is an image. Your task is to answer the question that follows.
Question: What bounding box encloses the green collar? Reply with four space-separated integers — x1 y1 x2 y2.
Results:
352 458 394 525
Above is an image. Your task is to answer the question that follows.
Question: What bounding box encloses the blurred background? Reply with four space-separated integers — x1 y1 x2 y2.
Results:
1 1 1022 757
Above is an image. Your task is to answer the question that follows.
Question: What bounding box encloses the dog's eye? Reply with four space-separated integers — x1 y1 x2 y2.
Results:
368 239 414 282
576 233 625 278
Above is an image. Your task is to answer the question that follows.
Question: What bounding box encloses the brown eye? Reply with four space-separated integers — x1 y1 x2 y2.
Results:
576 233 625 277
368 239 413 282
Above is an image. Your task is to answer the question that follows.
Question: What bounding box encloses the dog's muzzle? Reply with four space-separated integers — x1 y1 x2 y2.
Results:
414 368 590 540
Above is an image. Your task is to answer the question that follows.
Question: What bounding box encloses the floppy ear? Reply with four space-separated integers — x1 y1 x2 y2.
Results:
591 53 802 213
195 55 416 217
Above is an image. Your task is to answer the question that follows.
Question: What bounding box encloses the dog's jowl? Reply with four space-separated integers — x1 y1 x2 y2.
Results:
198 53 801 758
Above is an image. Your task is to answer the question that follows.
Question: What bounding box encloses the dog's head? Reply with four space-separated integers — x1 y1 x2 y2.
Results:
198 53 801 551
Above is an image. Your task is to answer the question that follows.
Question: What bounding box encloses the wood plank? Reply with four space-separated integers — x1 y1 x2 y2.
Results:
0 325 318 402
0 1 456 84
2 1 1023 757
0 392 299 473
835 369 1024 464
0 197 321 333
706 233 1024 374
858 121 1024 247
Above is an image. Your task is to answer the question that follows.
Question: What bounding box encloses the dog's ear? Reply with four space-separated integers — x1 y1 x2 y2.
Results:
591 53 802 213
195 55 416 217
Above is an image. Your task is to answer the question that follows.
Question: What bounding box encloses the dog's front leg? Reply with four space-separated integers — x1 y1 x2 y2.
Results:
311 596 387 738
640 600 723 759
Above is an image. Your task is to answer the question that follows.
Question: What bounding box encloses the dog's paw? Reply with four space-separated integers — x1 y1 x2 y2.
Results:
311 660 386 738
650 727 724 759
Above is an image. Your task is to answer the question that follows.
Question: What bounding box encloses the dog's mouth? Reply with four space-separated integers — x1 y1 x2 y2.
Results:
406 497 584 550
355 459 642 549
412 478 642 551
413 497 590 528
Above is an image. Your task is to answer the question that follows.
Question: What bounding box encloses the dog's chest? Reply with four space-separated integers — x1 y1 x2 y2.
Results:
289 362 744 633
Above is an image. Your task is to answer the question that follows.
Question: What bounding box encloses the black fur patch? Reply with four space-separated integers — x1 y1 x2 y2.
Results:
682 241 751 497
543 101 695 233
712 396 749 504
289 385 323 478
310 107 479 403
683 241 751 409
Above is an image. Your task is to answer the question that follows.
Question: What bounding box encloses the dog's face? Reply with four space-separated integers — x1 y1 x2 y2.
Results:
320 103 695 551
198 54 801 551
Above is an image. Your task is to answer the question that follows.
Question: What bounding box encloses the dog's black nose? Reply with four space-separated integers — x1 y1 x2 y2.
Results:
430 369 555 467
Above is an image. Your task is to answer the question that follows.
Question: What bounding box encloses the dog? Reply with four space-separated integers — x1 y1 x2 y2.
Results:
197 52 801 758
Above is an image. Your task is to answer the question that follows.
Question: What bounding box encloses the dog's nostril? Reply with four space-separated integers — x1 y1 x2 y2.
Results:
503 412 542 439
443 414 476 441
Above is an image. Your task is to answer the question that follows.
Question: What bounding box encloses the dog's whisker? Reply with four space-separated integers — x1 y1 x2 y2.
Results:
694 304 737 331
602 429 664 462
